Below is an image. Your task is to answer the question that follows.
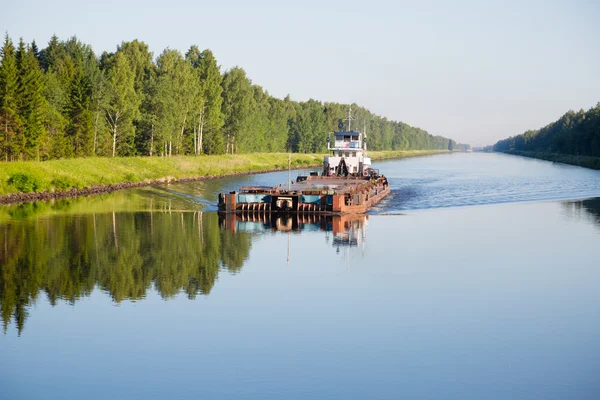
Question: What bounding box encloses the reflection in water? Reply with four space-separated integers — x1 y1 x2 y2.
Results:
0 187 210 221
562 198 600 229
220 213 368 250
0 211 368 336
221 212 366 238
220 213 369 269
0 212 252 335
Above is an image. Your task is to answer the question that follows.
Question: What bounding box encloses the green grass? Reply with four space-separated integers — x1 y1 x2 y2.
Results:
504 151 600 170
369 149 448 161
0 150 447 196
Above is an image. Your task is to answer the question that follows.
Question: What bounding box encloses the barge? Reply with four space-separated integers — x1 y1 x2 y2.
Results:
218 120 390 215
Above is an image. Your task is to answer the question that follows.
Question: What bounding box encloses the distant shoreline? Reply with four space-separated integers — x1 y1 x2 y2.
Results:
0 150 448 205
499 151 600 170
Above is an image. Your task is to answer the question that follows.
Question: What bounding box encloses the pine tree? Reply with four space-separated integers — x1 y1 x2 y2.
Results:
14 39 27 158
16 39 47 160
68 69 94 156
0 34 21 161
39 34 60 72
31 40 40 62
42 37 72 158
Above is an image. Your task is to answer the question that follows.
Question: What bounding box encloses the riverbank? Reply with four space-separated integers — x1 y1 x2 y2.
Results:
0 150 447 204
502 150 600 170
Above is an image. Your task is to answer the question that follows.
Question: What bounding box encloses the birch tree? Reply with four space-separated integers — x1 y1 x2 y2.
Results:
104 52 138 157
187 47 224 155
154 49 197 156
221 67 252 154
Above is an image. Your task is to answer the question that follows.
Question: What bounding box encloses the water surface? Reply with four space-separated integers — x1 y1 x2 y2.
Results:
1 153 600 399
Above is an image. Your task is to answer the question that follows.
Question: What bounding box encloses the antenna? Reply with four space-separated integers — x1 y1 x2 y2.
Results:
363 120 368 155
345 104 354 132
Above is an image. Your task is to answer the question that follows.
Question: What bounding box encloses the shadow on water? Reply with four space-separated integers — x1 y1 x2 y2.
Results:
0 211 366 336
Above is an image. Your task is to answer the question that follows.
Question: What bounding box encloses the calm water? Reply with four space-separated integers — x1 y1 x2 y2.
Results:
1 153 600 400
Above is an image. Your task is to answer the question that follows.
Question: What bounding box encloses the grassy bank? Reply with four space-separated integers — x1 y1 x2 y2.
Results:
503 150 600 170
0 149 446 197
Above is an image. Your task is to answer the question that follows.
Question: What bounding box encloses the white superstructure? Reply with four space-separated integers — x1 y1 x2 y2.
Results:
324 131 371 176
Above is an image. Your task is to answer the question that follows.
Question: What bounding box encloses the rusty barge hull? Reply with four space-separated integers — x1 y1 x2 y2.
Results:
218 176 390 215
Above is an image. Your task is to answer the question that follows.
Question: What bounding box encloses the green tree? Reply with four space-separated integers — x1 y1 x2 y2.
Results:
30 40 40 62
39 35 71 158
266 97 291 152
294 99 327 153
186 47 224 155
494 103 600 158
16 39 47 160
115 40 153 154
152 48 198 156
0 34 21 161
68 68 94 156
103 52 139 157
221 67 252 153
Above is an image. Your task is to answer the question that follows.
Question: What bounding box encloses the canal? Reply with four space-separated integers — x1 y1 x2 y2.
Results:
1 152 600 399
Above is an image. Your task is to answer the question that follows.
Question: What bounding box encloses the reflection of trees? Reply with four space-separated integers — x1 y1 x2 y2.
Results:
0 212 252 335
563 198 600 229
580 198 600 226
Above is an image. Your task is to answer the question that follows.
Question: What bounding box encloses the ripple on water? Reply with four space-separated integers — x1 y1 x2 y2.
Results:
370 153 600 213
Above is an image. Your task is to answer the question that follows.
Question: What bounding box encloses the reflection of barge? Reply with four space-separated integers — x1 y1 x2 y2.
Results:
218 120 390 214
219 213 367 248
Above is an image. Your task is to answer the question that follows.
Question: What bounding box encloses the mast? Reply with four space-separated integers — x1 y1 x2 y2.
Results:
363 120 368 155
345 104 354 132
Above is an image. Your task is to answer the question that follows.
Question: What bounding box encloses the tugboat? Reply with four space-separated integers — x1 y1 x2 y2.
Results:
218 107 390 214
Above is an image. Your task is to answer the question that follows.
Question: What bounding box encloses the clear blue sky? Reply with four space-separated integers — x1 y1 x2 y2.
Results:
2 0 599 146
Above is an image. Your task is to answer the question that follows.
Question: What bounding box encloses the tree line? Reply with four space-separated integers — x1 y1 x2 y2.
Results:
494 103 600 156
0 33 457 161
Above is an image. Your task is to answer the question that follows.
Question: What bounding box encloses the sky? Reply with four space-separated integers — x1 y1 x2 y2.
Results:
2 0 599 146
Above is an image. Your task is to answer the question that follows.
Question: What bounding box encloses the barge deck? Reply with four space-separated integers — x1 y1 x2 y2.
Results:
218 175 390 215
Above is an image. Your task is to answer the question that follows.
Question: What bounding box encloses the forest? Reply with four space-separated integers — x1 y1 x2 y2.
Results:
0 34 456 162
493 103 600 157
